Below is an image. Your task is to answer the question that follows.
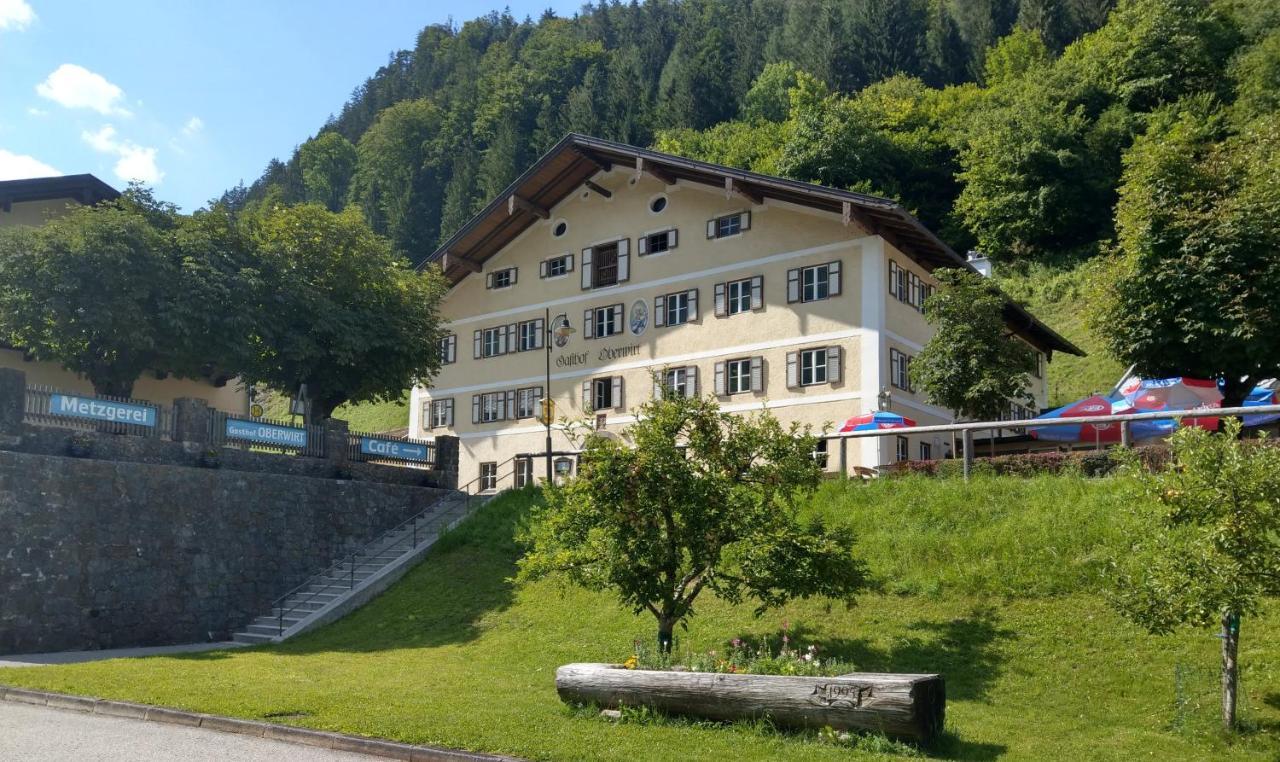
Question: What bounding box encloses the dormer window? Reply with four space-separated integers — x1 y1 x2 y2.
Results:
707 211 751 239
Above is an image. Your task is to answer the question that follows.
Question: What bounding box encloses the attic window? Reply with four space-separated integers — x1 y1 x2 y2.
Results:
553 220 568 238
650 195 668 214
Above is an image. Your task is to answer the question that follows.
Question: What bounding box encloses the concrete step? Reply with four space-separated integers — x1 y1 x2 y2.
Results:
232 631 275 645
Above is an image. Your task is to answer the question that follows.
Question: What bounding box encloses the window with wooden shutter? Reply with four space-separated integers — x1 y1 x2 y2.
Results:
580 247 593 290
611 303 624 335
473 330 482 360
654 295 666 327
504 324 515 354
888 260 900 299
686 366 698 397
786 351 799 388
750 356 764 392
713 361 726 396
740 210 751 231
471 395 480 424
637 235 647 255
706 219 717 239
828 345 842 384
667 229 678 250
440 334 456 364
581 381 591 410
583 308 595 339
611 376 623 410
750 276 763 310
714 282 727 317
539 260 548 278
686 288 698 321
616 239 630 282
787 268 801 303
829 261 842 296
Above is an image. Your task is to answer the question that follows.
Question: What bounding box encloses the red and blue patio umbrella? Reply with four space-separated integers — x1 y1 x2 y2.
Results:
1116 376 1222 430
838 411 917 433
1244 385 1280 427
1027 394 1139 443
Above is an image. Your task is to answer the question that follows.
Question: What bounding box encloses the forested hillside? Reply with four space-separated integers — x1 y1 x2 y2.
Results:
236 0 1280 406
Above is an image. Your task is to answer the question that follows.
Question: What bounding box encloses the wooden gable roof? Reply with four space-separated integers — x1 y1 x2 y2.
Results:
420 134 1082 357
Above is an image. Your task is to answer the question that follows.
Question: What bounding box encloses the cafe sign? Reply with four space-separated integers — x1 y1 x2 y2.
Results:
359 437 430 462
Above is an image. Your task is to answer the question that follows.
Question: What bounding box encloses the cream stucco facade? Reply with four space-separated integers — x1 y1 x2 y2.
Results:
410 165 1052 488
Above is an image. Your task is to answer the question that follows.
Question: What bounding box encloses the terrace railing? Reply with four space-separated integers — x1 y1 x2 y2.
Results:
209 410 325 458
23 384 173 439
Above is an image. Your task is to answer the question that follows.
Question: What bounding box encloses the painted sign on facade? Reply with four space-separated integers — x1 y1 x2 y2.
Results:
50 393 156 427
225 418 307 448
359 437 430 462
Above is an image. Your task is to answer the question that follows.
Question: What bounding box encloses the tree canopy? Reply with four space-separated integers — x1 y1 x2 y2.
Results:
517 391 869 652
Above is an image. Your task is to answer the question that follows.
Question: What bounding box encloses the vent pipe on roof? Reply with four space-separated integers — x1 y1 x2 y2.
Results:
966 250 993 278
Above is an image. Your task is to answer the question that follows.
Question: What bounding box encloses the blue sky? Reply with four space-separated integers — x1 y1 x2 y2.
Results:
0 0 583 210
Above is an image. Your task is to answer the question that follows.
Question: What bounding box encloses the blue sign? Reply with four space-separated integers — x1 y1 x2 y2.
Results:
50 393 156 427
225 418 307 448
360 437 429 462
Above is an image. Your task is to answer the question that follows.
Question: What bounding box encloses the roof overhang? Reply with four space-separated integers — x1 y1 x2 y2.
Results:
419 134 1083 357
0 173 120 212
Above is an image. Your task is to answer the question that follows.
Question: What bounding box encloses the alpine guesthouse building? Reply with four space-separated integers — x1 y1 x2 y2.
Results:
409 135 1079 489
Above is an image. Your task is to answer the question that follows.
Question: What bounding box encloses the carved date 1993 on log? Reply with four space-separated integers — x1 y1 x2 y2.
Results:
809 682 874 708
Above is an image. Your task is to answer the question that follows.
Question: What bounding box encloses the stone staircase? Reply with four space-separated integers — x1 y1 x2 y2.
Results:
233 490 477 644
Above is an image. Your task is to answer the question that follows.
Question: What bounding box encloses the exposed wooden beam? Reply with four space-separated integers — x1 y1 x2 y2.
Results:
573 148 612 173
583 180 612 199
727 178 763 205
443 251 482 273
635 157 677 186
508 194 550 219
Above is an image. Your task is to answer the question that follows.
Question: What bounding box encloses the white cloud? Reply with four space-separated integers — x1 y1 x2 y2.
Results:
181 116 203 136
36 64 132 117
80 124 163 184
25 107 48 117
0 149 61 180
0 0 35 31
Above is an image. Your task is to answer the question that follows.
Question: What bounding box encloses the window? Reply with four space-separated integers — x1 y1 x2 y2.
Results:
540 254 573 278
649 195 667 213
513 457 534 488
438 334 456 364
639 228 677 255
812 439 829 469
428 398 453 430
896 436 909 463
787 346 842 388
1033 351 1044 379
655 289 698 327
486 267 516 290
583 376 623 411
656 366 698 399
479 462 497 491
788 261 842 303
888 259 932 312
478 326 508 358
584 304 624 339
580 239 630 289
919 442 932 461
553 220 568 237
515 386 543 419
707 211 750 239
801 348 828 386
715 276 762 317
517 319 544 352
473 391 511 424
715 357 762 396
890 348 913 391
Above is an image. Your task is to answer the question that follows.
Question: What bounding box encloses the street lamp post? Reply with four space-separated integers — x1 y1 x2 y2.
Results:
543 308 575 483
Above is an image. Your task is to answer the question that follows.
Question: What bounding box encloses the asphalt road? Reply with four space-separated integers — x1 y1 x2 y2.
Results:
0 701 377 761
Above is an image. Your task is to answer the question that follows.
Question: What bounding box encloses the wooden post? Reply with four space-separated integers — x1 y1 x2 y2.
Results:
839 437 848 480
1120 420 1131 448
555 663 945 743
962 429 974 481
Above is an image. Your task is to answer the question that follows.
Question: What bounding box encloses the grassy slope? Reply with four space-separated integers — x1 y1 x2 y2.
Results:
4 479 1278 761
999 261 1127 408
258 389 410 433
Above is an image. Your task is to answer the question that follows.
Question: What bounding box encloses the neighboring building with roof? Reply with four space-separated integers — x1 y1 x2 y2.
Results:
0 174 248 413
409 135 1082 486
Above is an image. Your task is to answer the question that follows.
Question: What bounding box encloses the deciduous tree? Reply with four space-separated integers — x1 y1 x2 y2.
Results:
517 392 869 652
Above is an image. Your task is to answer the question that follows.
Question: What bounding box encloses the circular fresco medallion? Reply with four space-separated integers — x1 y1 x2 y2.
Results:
629 299 648 336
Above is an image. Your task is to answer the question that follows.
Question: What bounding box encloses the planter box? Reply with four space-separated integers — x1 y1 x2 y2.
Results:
555 662 944 743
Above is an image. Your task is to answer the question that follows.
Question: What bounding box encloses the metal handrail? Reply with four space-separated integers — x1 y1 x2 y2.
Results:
271 455 521 635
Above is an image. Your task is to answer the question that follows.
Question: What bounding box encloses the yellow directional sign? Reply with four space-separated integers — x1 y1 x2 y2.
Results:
539 398 556 425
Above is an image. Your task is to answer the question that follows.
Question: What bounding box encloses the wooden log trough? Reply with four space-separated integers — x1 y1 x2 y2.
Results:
556 663 945 743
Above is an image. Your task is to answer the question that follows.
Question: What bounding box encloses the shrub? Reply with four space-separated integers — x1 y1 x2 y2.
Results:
882 445 1172 478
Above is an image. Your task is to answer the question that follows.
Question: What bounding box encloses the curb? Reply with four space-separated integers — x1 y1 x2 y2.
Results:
0 686 520 761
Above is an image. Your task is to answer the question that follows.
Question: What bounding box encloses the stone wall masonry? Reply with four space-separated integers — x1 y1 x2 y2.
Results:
0 448 451 654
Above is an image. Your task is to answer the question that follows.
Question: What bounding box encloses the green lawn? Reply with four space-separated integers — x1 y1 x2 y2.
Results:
257 389 411 433
3 479 1278 760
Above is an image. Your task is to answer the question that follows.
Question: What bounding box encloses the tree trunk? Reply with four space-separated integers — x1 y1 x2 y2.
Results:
555 663 945 743
657 616 676 655
1222 611 1239 730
